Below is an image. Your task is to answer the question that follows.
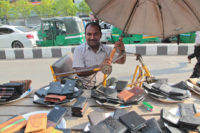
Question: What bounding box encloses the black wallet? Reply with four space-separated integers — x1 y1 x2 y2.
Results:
161 109 180 125
35 87 47 97
104 88 118 100
47 106 67 128
89 116 127 133
141 118 162 133
62 80 75 95
72 96 87 110
88 111 106 125
119 111 146 132
0 82 25 94
172 81 190 90
113 109 129 120
179 103 196 117
115 80 128 92
47 82 63 95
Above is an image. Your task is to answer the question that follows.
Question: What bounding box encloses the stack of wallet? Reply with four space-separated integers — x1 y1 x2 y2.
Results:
91 83 145 107
0 106 68 133
71 96 88 117
161 103 200 132
34 80 83 105
87 109 162 133
0 80 32 102
143 79 191 102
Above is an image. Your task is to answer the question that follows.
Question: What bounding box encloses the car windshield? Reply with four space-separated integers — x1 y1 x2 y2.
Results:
15 26 33 32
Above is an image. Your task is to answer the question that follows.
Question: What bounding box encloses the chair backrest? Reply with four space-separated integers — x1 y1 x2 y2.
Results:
50 54 75 81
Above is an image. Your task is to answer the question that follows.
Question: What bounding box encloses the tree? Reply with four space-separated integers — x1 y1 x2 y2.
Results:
0 0 10 24
39 0 56 18
14 0 33 25
77 0 91 15
55 0 78 16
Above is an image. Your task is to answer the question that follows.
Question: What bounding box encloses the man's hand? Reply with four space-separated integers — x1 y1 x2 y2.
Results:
101 57 112 66
115 39 125 52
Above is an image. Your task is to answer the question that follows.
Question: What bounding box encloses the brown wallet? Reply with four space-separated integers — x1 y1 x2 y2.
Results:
0 115 27 133
10 80 32 92
45 94 66 103
117 90 134 102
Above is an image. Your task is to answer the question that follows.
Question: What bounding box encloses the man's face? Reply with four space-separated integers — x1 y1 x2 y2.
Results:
85 25 102 48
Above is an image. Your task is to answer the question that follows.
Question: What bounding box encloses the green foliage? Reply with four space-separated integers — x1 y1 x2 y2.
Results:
0 0 87 23
0 0 10 23
77 0 91 15
14 0 33 20
54 0 78 16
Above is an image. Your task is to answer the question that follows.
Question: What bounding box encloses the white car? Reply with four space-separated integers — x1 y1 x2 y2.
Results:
0 25 38 48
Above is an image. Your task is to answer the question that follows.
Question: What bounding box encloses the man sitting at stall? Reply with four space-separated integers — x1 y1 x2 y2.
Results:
73 22 126 89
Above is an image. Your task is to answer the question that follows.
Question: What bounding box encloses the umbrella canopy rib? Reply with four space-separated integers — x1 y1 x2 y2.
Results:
156 0 164 38
182 0 200 24
123 0 139 34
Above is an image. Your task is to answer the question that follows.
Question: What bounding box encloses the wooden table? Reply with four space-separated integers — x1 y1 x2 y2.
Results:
0 88 200 133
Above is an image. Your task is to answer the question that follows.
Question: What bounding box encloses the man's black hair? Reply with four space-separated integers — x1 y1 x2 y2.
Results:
85 22 102 35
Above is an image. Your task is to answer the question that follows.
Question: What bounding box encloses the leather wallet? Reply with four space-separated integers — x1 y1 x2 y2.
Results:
119 111 146 132
0 83 24 94
25 113 47 133
0 88 15 91
179 103 196 117
91 89 107 102
113 109 129 120
165 125 184 133
47 82 63 95
45 95 66 103
89 116 127 133
72 101 88 117
46 127 63 133
179 116 200 130
62 79 75 95
0 92 14 96
161 109 180 125
143 82 162 94
104 88 118 100
141 118 162 133
10 80 32 92
115 80 128 92
117 90 134 102
72 96 87 110
152 78 168 89
0 82 25 94
158 84 186 96
0 115 27 133
35 87 47 97
172 81 190 90
67 89 83 99
47 106 67 128
88 111 106 125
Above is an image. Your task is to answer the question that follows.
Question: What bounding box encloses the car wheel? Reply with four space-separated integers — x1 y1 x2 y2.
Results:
12 41 24 48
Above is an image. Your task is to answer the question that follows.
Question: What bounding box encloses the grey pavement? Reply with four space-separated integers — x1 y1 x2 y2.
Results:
0 55 194 90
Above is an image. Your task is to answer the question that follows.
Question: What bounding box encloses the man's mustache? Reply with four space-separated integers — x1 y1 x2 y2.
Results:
89 39 97 41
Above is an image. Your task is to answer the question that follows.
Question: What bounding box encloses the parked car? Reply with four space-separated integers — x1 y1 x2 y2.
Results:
100 21 112 44
0 25 38 48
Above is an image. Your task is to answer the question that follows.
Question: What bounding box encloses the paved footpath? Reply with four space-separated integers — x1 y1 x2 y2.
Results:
0 55 194 89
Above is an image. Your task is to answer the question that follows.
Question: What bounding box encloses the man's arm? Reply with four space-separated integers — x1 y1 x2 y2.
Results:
73 66 99 77
113 39 126 64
